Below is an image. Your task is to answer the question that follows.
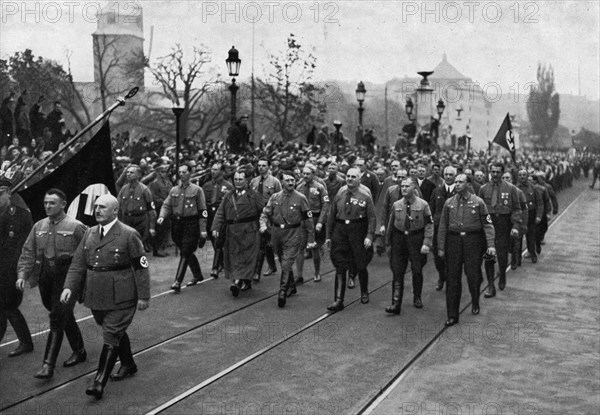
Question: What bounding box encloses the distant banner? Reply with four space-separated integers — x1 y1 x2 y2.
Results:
492 113 516 161
18 121 116 223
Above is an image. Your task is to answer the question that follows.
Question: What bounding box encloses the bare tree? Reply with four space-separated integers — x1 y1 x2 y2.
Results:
255 34 326 143
128 44 229 143
92 36 131 112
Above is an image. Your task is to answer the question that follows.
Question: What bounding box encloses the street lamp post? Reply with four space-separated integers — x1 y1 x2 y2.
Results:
405 97 414 122
226 46 241 125
333 120 342 158
436 99 446 120
172 107 184 182
355 81 366 128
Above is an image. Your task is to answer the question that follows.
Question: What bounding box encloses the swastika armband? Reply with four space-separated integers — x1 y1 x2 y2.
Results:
132 256 149 270
201 210 208 218
302 211 313 219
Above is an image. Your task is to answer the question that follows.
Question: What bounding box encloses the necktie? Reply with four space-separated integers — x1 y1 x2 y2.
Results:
344 191 352 215
404 201 411 231
491 183 499 208
258 178 264 195
100 227 105 240
211 182 218 205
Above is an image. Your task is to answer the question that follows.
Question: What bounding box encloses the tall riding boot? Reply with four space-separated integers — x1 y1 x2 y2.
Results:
85 344 118 400
286 271 297 297
34 330 64 379
385 274 403 315
484 261 496 298
186 254 204 286
110 333 137 381
278 270 290 308
327 272 346 311
348 262 356 289
255 249 266 276
210 249 223 278
358 269 369 304
63 315 87 367
171 257 188 292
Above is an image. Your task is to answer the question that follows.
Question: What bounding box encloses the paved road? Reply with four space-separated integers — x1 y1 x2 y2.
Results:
1 179 596 415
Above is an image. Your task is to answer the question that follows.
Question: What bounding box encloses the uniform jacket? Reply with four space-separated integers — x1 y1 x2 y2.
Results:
203 179 233 211
250 174 281 206
514 187 529 234
430 184 456 226
516 182 543 222
296 179 330 224
360 169 380 201
17 214 87 287
148 177 173 210
541 182 558 214
326 186 376 241
160 182 208 232
260 189 315 244
324 175 345 200
0 203 33 288
64 221 150 310
478 181 522 229
385 196 434 247
377 184 402 229
438 192 495 253
117 182 156 229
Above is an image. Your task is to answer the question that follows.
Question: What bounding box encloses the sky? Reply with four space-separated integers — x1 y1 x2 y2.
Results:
1 0 599 101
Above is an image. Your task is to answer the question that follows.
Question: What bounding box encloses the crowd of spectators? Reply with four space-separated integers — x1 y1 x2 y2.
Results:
1 90 599 196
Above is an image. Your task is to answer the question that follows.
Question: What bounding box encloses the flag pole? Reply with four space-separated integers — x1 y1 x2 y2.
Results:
12 87 139 192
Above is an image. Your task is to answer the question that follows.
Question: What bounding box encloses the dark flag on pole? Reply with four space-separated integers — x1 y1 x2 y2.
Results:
492 113 516 161
18 120 116 223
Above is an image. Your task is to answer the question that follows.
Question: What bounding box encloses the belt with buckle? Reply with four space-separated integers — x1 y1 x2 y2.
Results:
87 264 131 272
44 257 71 267
396 228 424 236
174 215 200 221
449 230 481 237
274 223 301 229
336 218 368 225
226 215 260 225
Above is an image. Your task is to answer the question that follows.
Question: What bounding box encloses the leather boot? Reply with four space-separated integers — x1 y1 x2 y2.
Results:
86 344 118 400
358 270 369 304
327 272 346 312
484 261 496 298
35 330 63 379
278 270 289 308
64 315 86 367
255 249 266 277
210 249 223 279
287 271 297 297
498 273 506 291
110 333 137 381
171 257 188 292
385 274 402 315
186 254 204 286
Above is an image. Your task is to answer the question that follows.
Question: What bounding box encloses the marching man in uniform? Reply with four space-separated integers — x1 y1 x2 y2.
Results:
438 174 495 327
17 188 88 379
260 172 316 308
157 163 208 291
60 194 150 400
325 168 376 311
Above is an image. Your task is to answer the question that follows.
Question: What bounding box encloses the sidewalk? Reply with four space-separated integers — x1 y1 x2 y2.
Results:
370 189 600 415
